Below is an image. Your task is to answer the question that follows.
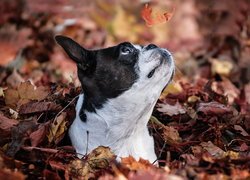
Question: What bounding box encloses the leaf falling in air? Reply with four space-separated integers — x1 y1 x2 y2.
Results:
141 4 175 27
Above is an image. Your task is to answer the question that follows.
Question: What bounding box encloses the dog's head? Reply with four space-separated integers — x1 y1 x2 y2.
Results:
55 36 174 112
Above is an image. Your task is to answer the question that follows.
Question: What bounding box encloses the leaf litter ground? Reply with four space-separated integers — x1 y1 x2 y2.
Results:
0 0 250 179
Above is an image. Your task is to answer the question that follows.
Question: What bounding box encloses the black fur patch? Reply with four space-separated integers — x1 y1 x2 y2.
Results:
55 36 139 122
78 43 139 116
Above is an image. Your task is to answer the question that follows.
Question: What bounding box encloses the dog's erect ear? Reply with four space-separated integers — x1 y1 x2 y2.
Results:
55 35 90 65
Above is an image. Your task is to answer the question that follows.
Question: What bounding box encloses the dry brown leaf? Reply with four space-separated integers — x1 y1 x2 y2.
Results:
234 125 249 136
0 114 18 130
121 156 154 171
196 101 232 116
68 146 115 179
244 84 250 105
4 81 50 109
162 126 182 143
4 89 19 108
231 169 250 180
200 141 225 158
157 102 186 116
0 168 25 180
128 169 183 180
19 101 61 115
6 70 24 88
212 77 240 104
29 122 49 147
180 154 199 166
17 81 49 101
47 112 67 144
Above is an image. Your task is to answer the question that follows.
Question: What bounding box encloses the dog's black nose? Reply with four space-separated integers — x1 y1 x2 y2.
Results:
145 44 158 50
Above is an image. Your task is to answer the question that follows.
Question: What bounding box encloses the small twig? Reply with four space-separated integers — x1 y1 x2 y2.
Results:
153 141 167 165
53 95 79 122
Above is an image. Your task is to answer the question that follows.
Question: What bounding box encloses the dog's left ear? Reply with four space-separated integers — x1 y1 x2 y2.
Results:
55 35 94 71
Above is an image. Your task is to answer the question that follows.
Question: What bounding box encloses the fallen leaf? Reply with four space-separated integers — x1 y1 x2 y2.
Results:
239 143 248 151
233 125 249 136
212 77 240 104
17 81 49 101
68 146 115 179
6 120 37 157
180 154 199 166
244 84 250 105
187 95 200 103
43 169 61 180
4 81 50 109
160 82 183 99
162 126 182 144
196 101 232 116
223 151 239 159
19 101 61 115
0 168 25 180
9 108 18 119
29 122 49 147
210 58 233 76
141 4 175 27
0 114 19 131
200 141 225 158
128 169 183 180
47 113 67 144
4 89 19 108
5 70 24 88
231 169 250 180
121 156 154 171
157 102 186 116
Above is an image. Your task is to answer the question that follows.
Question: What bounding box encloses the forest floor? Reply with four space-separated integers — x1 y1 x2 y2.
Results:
0 0 250 179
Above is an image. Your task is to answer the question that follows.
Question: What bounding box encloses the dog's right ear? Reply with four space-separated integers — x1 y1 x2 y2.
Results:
55 35 93 70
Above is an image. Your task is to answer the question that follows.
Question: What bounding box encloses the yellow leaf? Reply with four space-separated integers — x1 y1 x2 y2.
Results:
223 151 239 159
68 146 115 179
160 82 183 99
211 58 233 76
47 113 67 144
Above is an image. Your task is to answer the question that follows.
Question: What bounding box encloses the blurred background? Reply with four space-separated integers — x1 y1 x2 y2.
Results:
0 0 249 89
0 1 250 177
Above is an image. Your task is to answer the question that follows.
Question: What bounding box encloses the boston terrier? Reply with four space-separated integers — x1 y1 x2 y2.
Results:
55 35 175 163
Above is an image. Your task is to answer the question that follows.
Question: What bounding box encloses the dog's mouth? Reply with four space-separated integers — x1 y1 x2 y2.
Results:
147 49 173 79
147 59 164 78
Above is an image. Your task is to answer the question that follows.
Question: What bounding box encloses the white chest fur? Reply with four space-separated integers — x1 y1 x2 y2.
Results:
68 78 168 163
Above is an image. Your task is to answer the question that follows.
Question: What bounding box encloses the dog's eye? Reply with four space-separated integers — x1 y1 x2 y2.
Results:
120 46 133 55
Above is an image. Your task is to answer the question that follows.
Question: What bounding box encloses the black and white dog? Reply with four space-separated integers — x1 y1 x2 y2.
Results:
55 35 174 163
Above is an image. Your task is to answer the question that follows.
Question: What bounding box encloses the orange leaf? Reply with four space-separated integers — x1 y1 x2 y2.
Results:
141 4 175 27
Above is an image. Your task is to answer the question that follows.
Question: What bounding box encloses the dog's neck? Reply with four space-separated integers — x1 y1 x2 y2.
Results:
74 78 164 154
77 82 161 137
